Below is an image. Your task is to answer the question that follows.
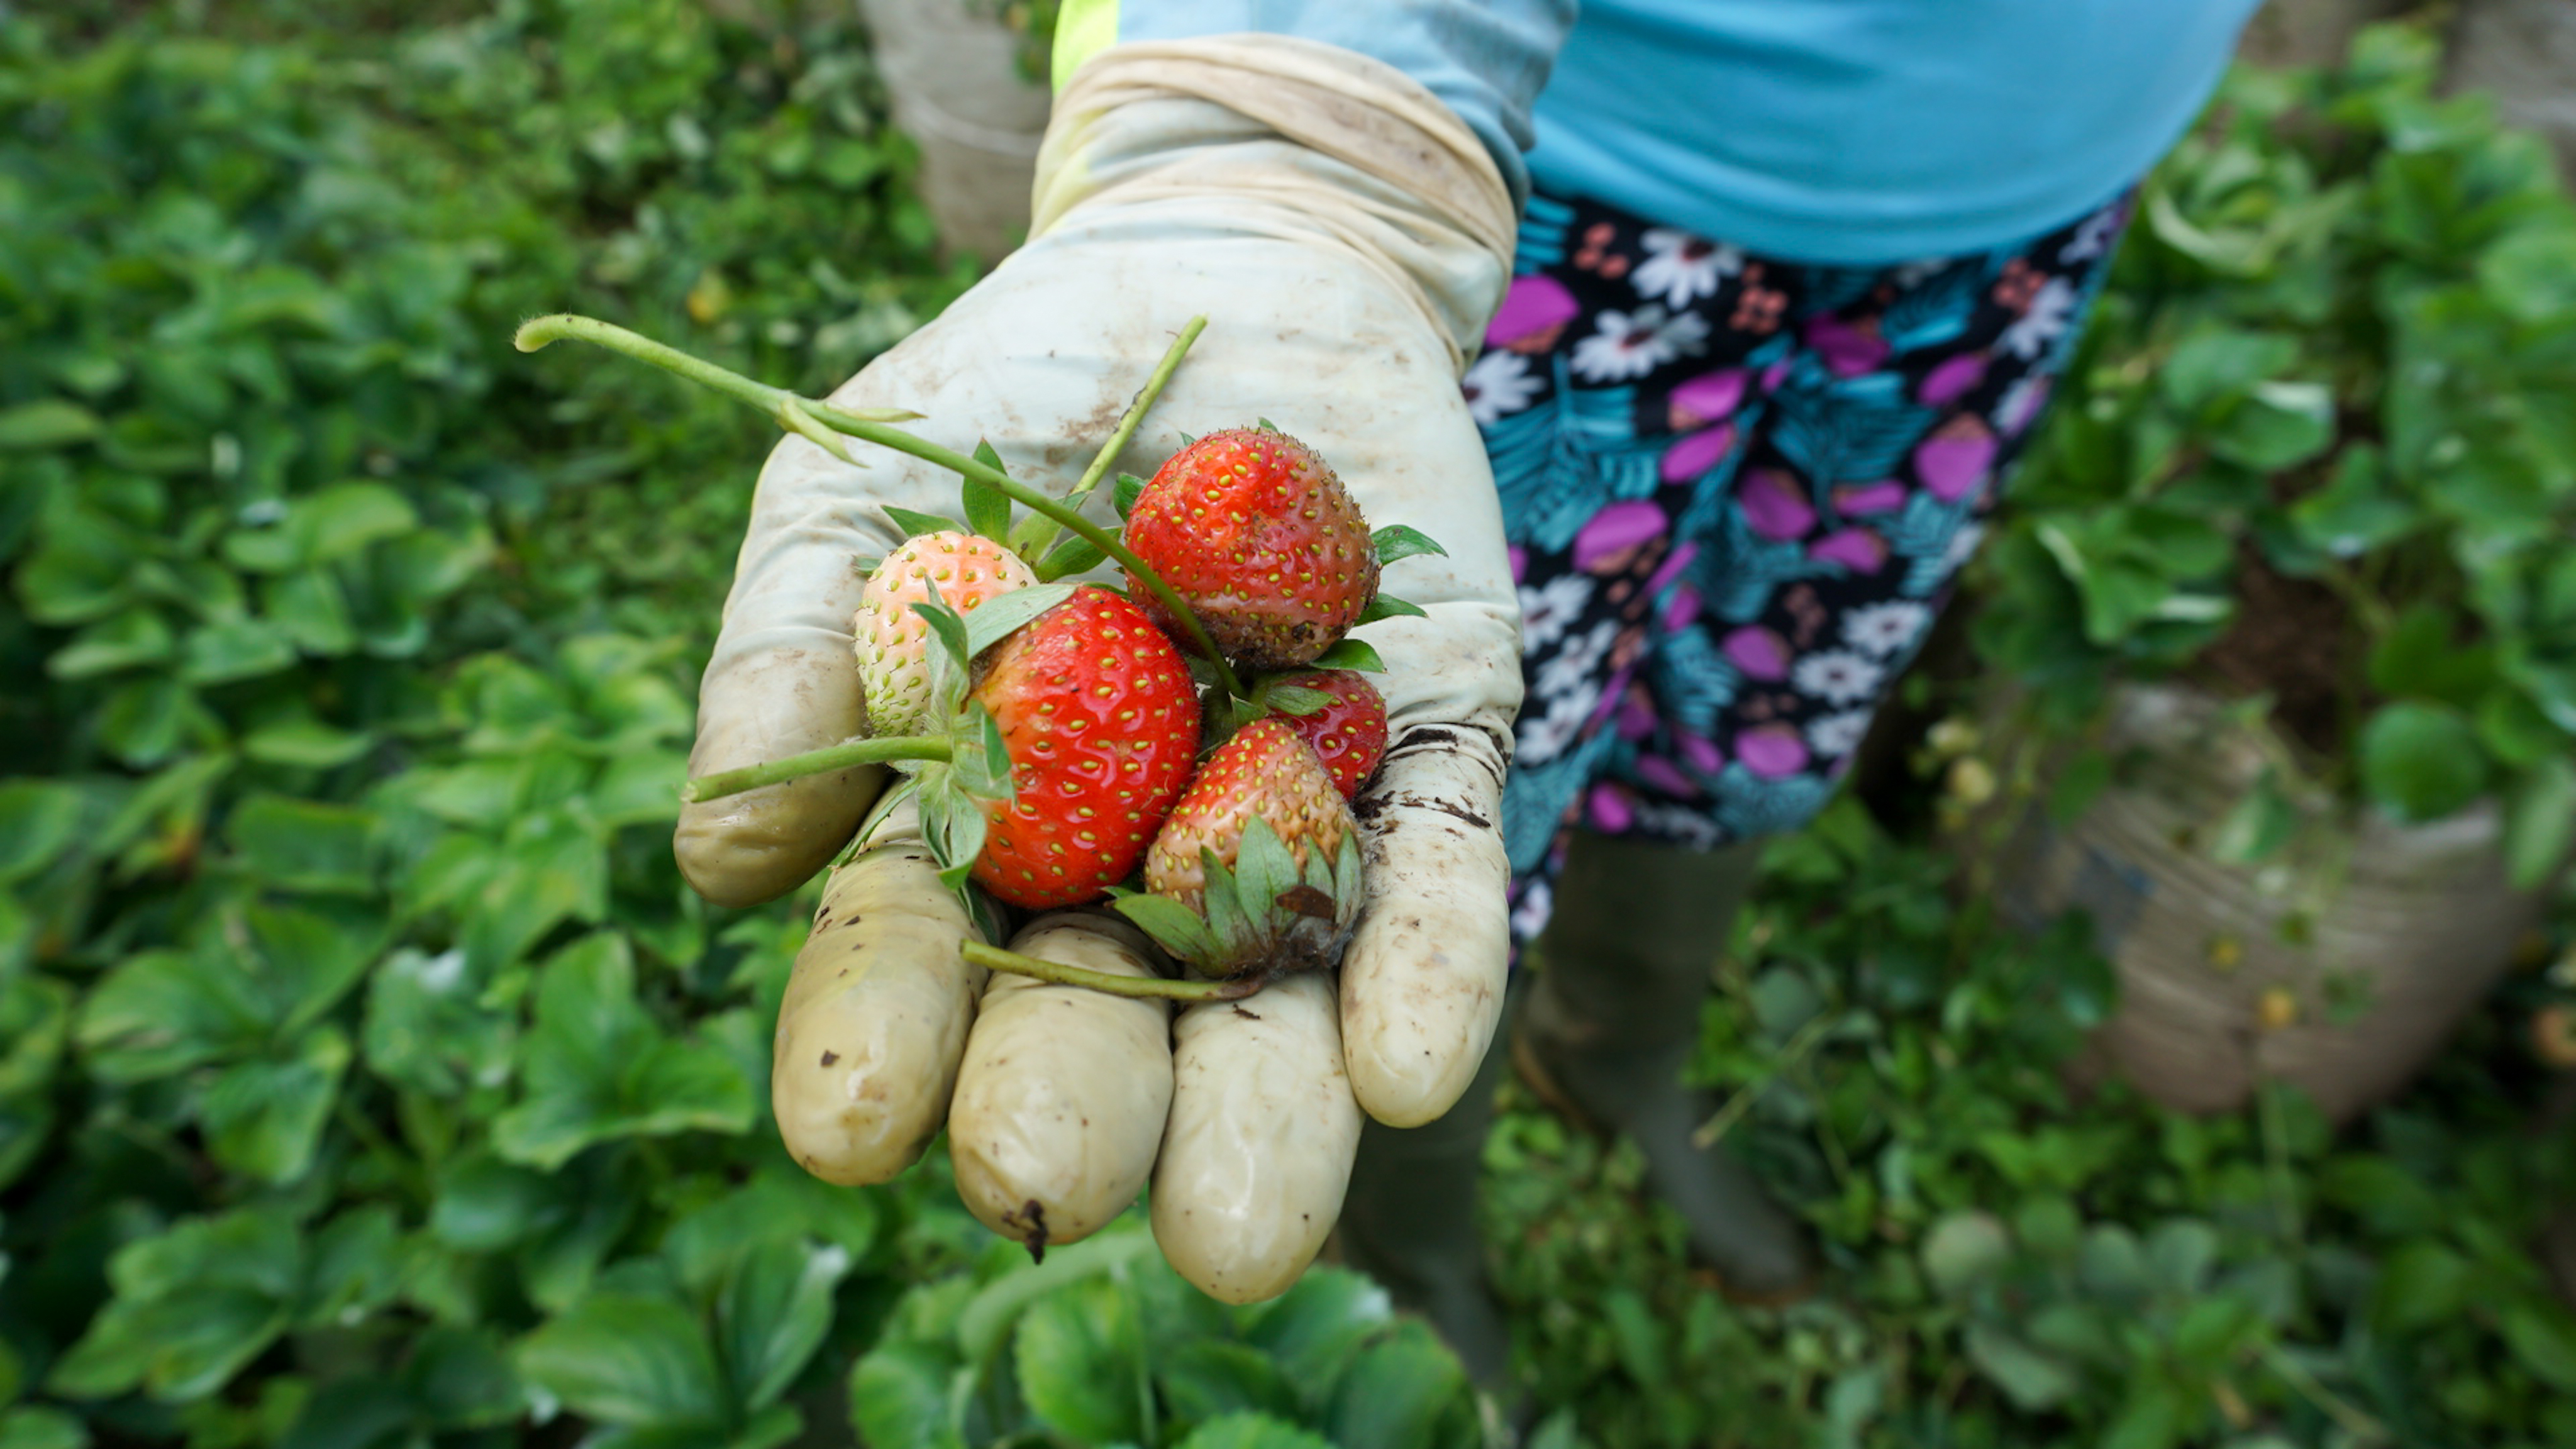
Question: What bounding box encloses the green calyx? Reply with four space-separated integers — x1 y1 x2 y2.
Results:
1109 816 1365 981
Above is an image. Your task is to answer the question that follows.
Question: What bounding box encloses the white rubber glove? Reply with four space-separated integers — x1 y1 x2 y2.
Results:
674 36 1522 1299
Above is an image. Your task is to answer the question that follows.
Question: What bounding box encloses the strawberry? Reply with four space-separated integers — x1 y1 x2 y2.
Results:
968 586 1202 910
1114 719 1363 979
1123 427 1379 670
852 531 1036 738
1264 670 1387 801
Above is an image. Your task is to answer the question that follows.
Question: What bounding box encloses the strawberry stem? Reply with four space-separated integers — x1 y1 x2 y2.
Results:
683 736 952 804
515 311 1248 702
962 943 1263 1001
1048 314 1205 529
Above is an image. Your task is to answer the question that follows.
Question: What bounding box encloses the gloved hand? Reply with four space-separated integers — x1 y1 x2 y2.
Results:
672 37 1523 1302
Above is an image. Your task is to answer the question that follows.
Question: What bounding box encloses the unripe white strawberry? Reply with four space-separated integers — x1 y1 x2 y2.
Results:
852 531 1036 737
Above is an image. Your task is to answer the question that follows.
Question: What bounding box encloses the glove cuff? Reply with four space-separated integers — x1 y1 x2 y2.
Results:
1033 35 1516 374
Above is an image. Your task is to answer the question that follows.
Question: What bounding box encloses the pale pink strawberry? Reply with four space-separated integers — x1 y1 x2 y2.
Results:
851 531 1036 737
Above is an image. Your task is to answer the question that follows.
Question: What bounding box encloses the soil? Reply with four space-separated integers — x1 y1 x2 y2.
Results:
2190 545 2361 759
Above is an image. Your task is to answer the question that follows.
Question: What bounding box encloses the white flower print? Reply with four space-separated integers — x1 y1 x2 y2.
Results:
1888 257 1948 291
1631 229 1744 309
1536 618 1621 700
2058 206 2124 264
1999 275 2078 360
1463 349 1543 426
1789 649 1885 709
1994 375 2050 436
1518 573 1594 652
1514 684 1598 767
1569 305 1710 383
1841 601 1933 658
1510 877 1555 943
1941 520 1989 572
1804 709 1875 759
1623 796 1723 850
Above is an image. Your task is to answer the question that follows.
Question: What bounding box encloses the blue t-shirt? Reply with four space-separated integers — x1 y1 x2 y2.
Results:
1060 0 2262 264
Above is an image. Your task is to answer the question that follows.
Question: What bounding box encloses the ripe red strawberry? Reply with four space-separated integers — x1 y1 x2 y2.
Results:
1119 719 1362 979
1265 670 1387 801
1123 427 1379 670
852 530 1036 738
969 586 1201 910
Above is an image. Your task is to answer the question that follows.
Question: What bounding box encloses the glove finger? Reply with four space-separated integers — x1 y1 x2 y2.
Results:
950 913 1175 1255
675 428 886 908
1340 723 1513 1128
771 810 987 1185
1151 970 1363 1305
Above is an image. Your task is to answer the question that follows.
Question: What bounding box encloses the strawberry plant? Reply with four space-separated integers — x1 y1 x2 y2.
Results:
1971 21 2576 885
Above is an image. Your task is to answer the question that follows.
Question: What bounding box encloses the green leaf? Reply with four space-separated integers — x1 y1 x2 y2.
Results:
2145 1218 2219 1297
2358 701 2489 822
242 717 375 770
2161 328 2296 413
1263 685 1335 717
48 1209 301 1404
1963 1324 2077 1411
226 794 377 894
200 1027 351 1185
490 934 754 1169
2207 770 2297 865
48 608 175 679
2502 1301 2576 1392
2287 444 2416 558
298 482 418 562
1114 472 1148 519
962 441 1013 540
0 781 84 885
718 1238 852 1413
2368 603 2493 706
302 1204 409 1327
1322 1320 1472 1448
960 582 1075 657
431 1152 555 1252
1370 525 1446 569
1175 1415 1335 1449
182 617 298 685
1034 533 1107 582
2209 380 2336 471
1355 594 1427 624
0 1407 91 1449
1015 1275 1145 1445
1240 1269 1391 1387
1155 1341 1302 1424
1920 1211 2012 1297
407 1326 526 1430
1307 640 1384 673
2504 758 2576 888
848 1340 965 1449
0 400 103 452
883 506 960 539
1109 892 1218 965
2370 1239 2472 1334
77 946 266 1083
2479 227 2576 324
515 1291 728 1428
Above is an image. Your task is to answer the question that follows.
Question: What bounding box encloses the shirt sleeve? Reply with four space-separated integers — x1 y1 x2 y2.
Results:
1052 0 1577 210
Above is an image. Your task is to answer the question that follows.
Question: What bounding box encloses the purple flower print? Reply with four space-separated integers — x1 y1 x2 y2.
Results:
1918 351 1990 406
1675 731 1725 777
1804 313 1890 378
1508 545 1529 584
1723 625 1790 680
1913 415 1997 503
1633 753 1701 797
1809 527 1890 572
1664 584 1701 631
1738 469 1815 541
1572 501 1668 574
1587 783 1635 833
1617 686 1658 741
1489 274 1580 354
1737 724 1810 780
1760 359 1791 394
1830 480 1907 515
1667 369 1748 430
1660 423 1736 485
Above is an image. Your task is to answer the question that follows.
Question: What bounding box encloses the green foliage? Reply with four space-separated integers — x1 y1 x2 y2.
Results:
852 1221 1482 1449
1491 796 2576 1448
1976 23 2576 872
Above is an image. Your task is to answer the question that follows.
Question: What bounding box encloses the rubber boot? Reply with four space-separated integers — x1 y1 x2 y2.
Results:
1336 1019 1514 1392
1512 831 1816 1302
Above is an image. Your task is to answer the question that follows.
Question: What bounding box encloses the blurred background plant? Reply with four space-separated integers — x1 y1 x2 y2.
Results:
1 4 2572 1449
